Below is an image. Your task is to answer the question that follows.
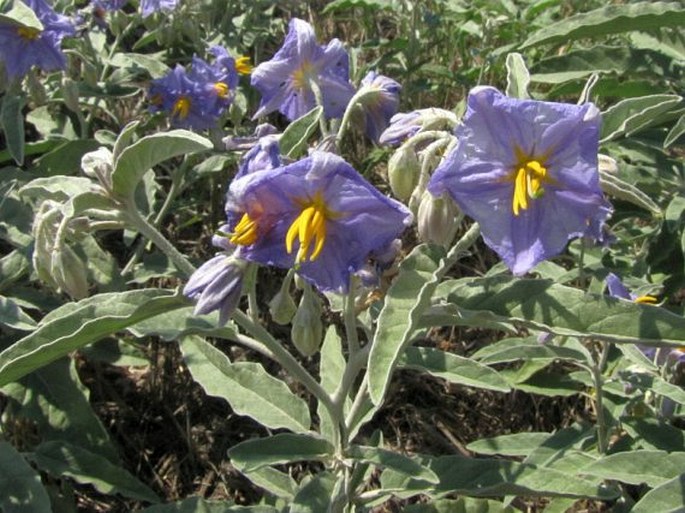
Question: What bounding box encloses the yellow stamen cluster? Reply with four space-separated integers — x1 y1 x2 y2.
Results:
17 26 41 41
291 61 313 90
230 213 258 246
172 96 191 119
235 56 253 75
512 159 547 216
286 194 331 264
213 82 229 98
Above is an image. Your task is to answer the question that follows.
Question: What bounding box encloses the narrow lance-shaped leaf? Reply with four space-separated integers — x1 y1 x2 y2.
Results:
0 93 26 166
521 2 685 50
228 434 335 473
600 94 682 142
179 335 311 433
505 53 530 99
426 276 685 347
0 441 51 513
279 106 323 158
631 473 685 513
368 225 480 406
582 451 685 488
0 289 188 386
32 441 160 503
398 346 511 392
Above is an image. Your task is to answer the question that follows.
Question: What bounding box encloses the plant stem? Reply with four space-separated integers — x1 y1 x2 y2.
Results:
593 340 611 454
123 198 196 278
232 309 337 422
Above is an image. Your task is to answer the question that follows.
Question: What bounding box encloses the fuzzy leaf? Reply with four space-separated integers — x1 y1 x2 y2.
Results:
279 106 323 158
229 434 335 473
111 130 212 198
521 2 685 49
0 441 51 513
180 335 311 433
0 289 188 386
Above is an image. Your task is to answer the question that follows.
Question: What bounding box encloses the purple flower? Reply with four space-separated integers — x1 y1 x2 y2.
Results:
140 0 178 18
234 135 282 180
357 71 402 143
604 273 679 363
251 18 355 121
428 87 612 275
0 0 75 80
224 151 412 292
379 108 458 147
184 254 246 325
148 47 239 130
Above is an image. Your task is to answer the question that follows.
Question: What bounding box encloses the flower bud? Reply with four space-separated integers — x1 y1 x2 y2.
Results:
269 273 297 325
62 77 81 114
290 284 323 357
81 147 114 192
51 244 89 299
387 144 420 202
417 191 463 247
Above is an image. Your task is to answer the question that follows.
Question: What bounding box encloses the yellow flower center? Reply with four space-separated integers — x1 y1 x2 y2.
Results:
230 213 259 246
172 96 191 119
291 61 314 90
512 157 548 216
235 56 253 75
286 193 336 264
17 26 41 41
634 295 658 304
214 82 229 98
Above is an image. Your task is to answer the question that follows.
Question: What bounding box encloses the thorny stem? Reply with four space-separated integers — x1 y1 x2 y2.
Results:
244 263 260 322
336 88 378 150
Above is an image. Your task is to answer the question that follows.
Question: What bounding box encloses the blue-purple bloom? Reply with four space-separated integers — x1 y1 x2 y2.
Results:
428 86 612 275
184 254 246 326
0 0 75 80
251 18 355 121
140 0 178 18
148 46 239 130
224 151 412 292
604 273 685 365
92 0 127 11
357 71 402 143
223 123 278 151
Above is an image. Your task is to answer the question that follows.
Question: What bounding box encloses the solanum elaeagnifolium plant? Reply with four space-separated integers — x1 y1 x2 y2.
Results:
1 0 685 511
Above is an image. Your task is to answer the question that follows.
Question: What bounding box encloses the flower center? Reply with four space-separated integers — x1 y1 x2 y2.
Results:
17 26 41 41
172 96 191 119
286 193 334 264
291 61 314 90
230 213 259 246
213 82 229 98
235 56 252 75
512 159 547 216
634 295 658 304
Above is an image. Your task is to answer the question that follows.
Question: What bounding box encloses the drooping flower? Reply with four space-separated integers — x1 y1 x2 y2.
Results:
224 151 412 292
140 0 178 18
148 46 241 130
379 108 458 147
428 86 612 275
183 254 247 325
604 273 685 365
251 18 355 121
0 0 75 80
354 71 402 143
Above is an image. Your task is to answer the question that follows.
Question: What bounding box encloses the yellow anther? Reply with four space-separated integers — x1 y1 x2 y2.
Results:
17 26 41 40
214 82 229 98
512 159 547 216
235 56 253 75
172 96 191 119
634 295 658 305
285 194 332 264
230 213 258 246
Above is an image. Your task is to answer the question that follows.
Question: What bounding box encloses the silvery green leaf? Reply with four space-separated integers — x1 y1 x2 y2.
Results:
505 52 530 99
0 441 51 513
